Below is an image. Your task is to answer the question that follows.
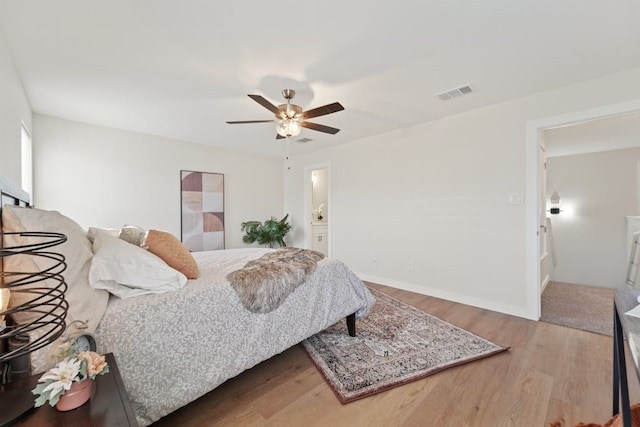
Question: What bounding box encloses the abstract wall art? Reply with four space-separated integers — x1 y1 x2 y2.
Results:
180 170 225 251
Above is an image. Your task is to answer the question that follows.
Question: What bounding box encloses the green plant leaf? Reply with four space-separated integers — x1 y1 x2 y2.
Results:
240 214 291 248
48 390 62 407
33 393 49 408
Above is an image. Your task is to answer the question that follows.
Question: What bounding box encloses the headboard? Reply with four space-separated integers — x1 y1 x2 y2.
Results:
0 173 30 205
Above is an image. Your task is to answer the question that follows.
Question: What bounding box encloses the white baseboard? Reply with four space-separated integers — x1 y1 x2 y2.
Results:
540 274 550 294
355 272 537 320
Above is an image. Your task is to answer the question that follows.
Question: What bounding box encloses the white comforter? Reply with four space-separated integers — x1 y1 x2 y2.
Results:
94 248 375 426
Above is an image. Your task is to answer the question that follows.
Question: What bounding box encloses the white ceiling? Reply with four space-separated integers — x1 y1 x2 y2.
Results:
1 1 640 158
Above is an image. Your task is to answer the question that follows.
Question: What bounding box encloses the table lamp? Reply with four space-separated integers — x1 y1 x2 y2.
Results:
0 231 68 425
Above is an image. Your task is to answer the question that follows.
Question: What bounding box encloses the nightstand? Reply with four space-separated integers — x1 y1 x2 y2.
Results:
9 353 136 427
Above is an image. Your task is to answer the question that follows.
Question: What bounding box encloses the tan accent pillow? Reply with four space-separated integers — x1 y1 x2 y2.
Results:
0 288 9 324
2 205 110 373
143 230 199 279
2 205 109 329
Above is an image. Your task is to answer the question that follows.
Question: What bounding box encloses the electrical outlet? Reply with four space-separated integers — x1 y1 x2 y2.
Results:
373 257 378 266
408 262 414 272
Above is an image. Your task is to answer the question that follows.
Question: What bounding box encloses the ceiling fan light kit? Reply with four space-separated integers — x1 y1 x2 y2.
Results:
276 117 302 137
227 89 344 139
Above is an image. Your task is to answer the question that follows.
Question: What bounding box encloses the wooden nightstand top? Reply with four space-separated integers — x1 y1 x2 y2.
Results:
8 352 137 427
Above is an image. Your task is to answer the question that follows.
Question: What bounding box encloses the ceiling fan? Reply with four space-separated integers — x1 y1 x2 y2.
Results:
226 89 344 139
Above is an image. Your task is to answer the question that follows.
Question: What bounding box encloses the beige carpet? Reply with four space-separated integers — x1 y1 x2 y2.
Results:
540 281 613 336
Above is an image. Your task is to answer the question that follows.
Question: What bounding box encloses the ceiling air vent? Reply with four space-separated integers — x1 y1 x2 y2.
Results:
435 84 473 101
296 137 313 143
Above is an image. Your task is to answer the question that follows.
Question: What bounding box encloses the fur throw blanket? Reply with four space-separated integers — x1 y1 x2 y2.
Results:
226 247 325 313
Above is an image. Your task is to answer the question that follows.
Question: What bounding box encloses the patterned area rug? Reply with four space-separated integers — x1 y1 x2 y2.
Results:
301 288 509 403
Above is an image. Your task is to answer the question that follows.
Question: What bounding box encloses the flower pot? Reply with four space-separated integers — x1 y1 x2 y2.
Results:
55 379 93 411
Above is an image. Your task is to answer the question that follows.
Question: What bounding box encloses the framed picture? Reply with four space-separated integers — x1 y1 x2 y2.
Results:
180 170 225 251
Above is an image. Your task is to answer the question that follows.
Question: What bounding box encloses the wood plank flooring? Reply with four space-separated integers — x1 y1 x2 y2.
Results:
152 282 640 427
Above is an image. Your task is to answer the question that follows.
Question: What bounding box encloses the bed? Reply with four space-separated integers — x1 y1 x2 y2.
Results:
0 183 375 426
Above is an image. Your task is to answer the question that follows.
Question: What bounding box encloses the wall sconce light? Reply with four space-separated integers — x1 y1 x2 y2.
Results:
549 191 561 215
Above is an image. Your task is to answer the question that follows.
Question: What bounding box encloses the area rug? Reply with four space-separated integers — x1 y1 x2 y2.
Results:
301 288 509 403
541 281 613 336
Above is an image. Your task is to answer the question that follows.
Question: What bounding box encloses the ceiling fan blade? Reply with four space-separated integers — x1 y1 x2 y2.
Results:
275 133 286 140
302 102 344 119
301 121 341 135
226 120 274 124
248 94 280 114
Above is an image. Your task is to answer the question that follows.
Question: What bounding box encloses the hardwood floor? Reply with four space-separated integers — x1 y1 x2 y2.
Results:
153 282 640 427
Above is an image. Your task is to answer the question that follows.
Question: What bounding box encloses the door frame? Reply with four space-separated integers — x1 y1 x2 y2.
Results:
525 99 640 320
303 162 332 256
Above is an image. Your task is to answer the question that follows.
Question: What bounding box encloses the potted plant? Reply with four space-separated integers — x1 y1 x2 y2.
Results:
241 214 291 248
32 342 109 410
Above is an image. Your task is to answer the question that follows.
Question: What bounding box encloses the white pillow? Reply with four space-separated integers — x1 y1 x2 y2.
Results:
89 233 187 298
118 224 146 246
87 227 120 243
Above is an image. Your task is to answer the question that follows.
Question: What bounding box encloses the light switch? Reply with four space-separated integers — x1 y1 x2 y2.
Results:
508 194 524 205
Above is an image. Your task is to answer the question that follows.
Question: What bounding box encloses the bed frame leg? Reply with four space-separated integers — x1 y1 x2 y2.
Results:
346 313 356 337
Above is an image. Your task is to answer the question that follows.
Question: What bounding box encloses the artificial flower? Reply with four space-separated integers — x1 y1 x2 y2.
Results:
40 357 81 388
33 347 109 407
77 351 108 378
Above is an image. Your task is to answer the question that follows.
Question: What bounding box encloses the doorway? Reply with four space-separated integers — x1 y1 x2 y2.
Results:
304 164 331 256
526 99 640 320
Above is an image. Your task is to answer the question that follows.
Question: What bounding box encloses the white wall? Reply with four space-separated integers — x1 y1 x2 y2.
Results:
285 67 640 319
286 107 529 317
0 27 31 186
546 148 640 288
33 115 284 248
545 112 640 158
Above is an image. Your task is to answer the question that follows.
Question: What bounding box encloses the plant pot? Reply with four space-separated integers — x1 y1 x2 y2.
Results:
55 379 93 411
